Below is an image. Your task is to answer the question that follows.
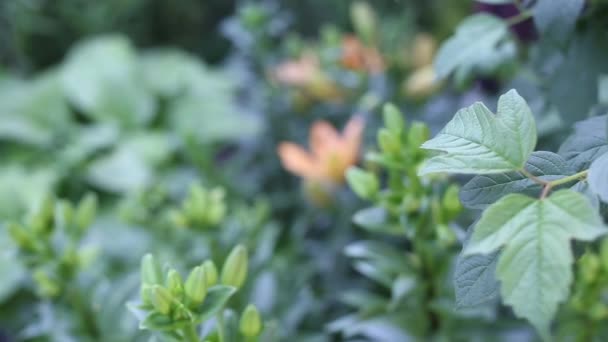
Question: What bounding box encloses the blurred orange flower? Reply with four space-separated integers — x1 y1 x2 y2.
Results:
340 35 384 74
271 53 342 101
278 116 365 185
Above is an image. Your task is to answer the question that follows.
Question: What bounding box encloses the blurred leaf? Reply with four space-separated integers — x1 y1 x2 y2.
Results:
193 285 236 323
0 166 56 219
588 152 608 203
61 35 155 127
434 14 513 79
0 229 25 303
559 115 608 171
533 0 584 44
87 146 152 193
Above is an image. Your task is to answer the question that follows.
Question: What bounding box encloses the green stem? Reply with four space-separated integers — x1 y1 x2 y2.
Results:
520 169 549 185
182 324 200 342
549 170 589 187
506 10 533 26
217 311 226 342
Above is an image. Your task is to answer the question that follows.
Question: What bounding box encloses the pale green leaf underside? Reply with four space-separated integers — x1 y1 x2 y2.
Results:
589 152 608 203
464 190 607 338
419 89 537 175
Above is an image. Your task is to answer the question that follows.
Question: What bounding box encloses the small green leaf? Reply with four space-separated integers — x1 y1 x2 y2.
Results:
589 152 608 203
465 190 607 338
140 312 190 331
420 89 537 175
193 285 236 323
434 14 513 79
460 151 573 209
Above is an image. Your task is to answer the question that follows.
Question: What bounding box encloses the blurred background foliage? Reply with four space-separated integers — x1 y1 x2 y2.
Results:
1 0 608 341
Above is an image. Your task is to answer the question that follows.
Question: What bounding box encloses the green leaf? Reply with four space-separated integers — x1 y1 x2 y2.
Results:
589 152 608 203
460 151 573 209
559 115 608 171
352 207 402 235
193 285 236 323
548 32 608 125
533 0 584 44
61 35 155 127
420 89 537 175
140 312 190 331
434 14 513 79
454 251 499 309
465 190 607 338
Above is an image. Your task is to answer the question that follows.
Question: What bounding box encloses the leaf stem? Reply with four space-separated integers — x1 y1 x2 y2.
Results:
506 10 533 26
539 170 589 199
520 169 549 185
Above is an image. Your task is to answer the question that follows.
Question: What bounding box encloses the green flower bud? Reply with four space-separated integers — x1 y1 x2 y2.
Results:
29 194 55 235
580 253 600 284
141 284 155 306
377 129 400 154
221 245 248 289
239 304 262 338
350 1 376 44
202 260 218 287
346 167 379 200
442 184 462 220
8 223 32 250
151 285 173 315
407 122 430 148
141 254 162 285
75 193 97 233
185 266 207 305
33 269 60 298
166 269 184 299
383 103 405 136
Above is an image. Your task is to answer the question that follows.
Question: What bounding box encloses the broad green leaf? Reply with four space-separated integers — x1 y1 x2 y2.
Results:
61 35 155 127
434 14 513 79
549 32 608 125
87 146 152 193
420 90 537 175
454 251 499 309
533 0 584 44
559 115 608 171
460 151 573 209
139 49 206 98
193 285 236 323
589 152 608 203
465 190 607 338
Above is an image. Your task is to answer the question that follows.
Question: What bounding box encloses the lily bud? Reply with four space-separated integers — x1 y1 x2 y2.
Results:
185 266 207 305
141 254 162 286
383 103 405 136
350 1 377 44
407 122 430 148
202 260 218 287
166 269 184 299
239 304 262 338
151 285 173 315
378 129 400 155
75 193 97 233
221 245 248 289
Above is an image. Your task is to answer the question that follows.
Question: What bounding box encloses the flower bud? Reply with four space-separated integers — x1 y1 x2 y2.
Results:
141 254 162 285
75 193 97 233
221 245 248 289
166 269 184 299
239 304 262 338
33 269 60 298
346 167 378 200
407 122 430 148
383 103 405 136
151 285 173 315
29 194 55 235
442 184 462 220
8 223 32 250
202 260 218 287
185 266 207 305
350 1 377 44
377 129 400 155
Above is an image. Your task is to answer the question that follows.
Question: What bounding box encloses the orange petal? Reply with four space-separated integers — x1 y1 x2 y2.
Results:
277 142 320 179
309 120 340 159
341 115 365 165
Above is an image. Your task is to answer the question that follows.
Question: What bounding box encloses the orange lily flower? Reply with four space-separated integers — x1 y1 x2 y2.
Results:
340 35 384 74
277 116 365 185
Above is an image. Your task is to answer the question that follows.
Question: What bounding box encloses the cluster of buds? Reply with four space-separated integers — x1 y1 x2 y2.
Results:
8 193 98 298
133 244 262 340
347 104 460 245
169 184 227 229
